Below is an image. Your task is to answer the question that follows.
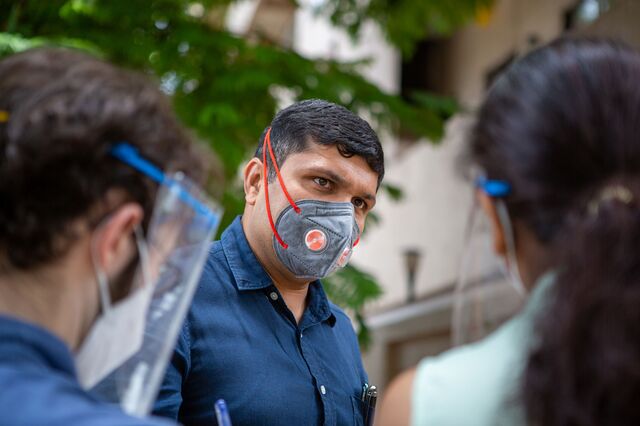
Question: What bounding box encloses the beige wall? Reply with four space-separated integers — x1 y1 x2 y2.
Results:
355 0 578 313
446 0 576 107
353 114 475 310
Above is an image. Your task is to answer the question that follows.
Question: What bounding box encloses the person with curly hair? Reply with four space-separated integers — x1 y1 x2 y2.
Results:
0 48 215 425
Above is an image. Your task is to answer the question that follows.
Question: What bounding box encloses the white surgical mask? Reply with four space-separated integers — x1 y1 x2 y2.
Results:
75 226 153 389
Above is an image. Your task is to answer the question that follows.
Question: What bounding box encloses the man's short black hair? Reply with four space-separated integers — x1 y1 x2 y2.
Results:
255 99 384 187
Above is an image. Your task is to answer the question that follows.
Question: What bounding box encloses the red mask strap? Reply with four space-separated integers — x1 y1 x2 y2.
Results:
353 237 360 247
263 127 300 249
265 128 300 214
263 134 287 248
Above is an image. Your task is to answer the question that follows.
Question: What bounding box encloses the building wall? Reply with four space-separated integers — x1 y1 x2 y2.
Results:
355 0 576 312
446 0 576 108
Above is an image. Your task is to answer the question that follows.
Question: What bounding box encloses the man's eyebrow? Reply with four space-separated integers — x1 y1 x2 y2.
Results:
307 167 346 186
308 166 376 202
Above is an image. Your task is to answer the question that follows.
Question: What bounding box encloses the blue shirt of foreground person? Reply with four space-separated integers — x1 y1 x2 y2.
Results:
154 99 385 426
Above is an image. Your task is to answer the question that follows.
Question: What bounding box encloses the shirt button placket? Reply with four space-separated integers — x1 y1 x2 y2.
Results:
299 328 333 425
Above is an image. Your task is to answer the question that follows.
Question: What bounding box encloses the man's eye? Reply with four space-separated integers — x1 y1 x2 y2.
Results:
314 177 329 187
352 198 365 209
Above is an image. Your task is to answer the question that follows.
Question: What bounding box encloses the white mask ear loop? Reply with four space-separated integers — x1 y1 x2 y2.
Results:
133 225 151 290
495 200 527 296
91 230 112 314
90 224 150 316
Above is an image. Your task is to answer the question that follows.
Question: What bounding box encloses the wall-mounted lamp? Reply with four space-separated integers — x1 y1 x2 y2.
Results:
404 248 422 303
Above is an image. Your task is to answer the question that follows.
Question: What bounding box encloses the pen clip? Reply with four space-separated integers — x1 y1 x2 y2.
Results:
361 383 369 402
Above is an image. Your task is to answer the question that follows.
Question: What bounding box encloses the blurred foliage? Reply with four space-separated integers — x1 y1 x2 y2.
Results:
0 0 483 347
323 265 383 348
381 182 404 202
321 0 496 56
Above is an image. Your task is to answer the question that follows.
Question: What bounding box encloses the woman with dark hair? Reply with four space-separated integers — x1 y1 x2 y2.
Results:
376 38 640 425
0 48 219 425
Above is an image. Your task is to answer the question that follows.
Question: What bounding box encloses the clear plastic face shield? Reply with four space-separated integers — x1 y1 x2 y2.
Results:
451 176 525 347
87 143 222 416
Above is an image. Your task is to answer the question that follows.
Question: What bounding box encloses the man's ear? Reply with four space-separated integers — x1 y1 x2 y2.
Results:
93 203 144 279
243 158 263 206
477 190 507 257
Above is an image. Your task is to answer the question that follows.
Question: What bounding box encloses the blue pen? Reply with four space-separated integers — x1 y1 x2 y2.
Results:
214 399 233 426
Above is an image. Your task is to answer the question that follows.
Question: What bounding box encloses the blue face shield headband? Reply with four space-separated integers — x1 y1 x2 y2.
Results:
475 176 511 198
474 177 520 280
476 175 525 294
110 143 218 228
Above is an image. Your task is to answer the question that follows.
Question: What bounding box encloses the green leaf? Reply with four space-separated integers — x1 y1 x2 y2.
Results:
381 182 405 201
322 0 496 57
324 264 383 349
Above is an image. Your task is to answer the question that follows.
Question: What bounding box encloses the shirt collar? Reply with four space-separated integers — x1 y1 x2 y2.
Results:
305 281 337 328
221 216 336 326
221 216 276 291
0 314 76 376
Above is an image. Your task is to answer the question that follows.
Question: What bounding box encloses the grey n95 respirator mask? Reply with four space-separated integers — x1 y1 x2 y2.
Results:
261 128 360 280
274 200 360 280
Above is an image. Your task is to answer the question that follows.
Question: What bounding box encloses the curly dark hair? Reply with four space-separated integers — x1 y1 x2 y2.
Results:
0 48 204 271
472 38 640 425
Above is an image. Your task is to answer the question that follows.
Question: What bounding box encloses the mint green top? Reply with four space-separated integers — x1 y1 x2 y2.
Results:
411 274 554 426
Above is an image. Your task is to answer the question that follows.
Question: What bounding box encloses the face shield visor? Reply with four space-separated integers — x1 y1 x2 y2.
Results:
88 143 222 416
451 176 525 347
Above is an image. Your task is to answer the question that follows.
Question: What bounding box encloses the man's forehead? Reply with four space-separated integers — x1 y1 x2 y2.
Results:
297 141 343 158
287 143 365 169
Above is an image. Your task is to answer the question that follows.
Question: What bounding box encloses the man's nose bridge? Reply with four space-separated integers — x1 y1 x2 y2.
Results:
315 202 355 216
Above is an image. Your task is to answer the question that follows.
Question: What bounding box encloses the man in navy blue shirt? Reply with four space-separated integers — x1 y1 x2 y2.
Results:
154 99 385 425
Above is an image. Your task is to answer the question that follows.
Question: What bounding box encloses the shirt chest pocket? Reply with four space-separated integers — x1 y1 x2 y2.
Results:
326 389 366 426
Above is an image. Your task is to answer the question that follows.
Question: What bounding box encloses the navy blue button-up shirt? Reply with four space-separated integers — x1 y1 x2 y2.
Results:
154 216 368 426
0 314 172 426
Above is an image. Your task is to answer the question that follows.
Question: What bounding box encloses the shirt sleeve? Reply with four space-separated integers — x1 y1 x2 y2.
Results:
152 320 191 420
